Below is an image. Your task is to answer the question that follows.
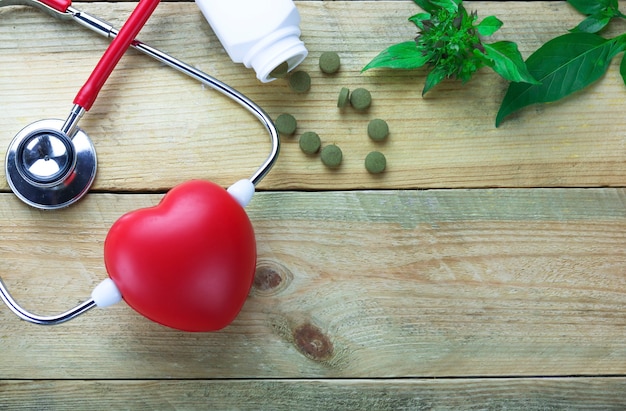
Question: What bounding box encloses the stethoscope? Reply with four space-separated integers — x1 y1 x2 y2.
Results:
0 0 280 331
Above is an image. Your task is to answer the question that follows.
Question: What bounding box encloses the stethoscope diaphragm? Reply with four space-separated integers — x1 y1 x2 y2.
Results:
6 119 97 209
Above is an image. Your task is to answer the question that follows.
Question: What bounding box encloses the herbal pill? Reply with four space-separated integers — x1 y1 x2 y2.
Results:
270 61 289 79
367 118 389 141
319 51 340 74
321 144 343 168
289 70 311 93
350 88 372 110
299 131 321 154
337 87 350 108
275 113 297 135
365 151 386 174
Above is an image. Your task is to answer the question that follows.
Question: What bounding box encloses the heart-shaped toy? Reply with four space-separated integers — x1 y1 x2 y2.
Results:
103 179 256 332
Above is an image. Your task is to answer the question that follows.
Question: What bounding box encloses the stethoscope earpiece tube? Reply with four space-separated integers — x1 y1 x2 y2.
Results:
73 0 160 111
5 0 163 209
0 0 279 327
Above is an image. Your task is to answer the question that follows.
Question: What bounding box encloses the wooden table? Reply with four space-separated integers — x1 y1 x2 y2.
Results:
1 1 625 408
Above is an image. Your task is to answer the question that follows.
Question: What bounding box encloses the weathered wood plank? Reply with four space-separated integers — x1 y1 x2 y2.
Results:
1 2 625 191
1 1 625 406
0 189 624 378
1 378 626 410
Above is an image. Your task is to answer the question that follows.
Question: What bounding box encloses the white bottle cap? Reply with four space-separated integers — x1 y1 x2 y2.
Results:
243 26 308 83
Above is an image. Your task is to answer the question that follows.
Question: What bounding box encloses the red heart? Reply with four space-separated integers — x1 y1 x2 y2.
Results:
103 180 256 332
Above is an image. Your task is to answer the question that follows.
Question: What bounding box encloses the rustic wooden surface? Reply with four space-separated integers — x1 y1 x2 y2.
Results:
0 1 625 409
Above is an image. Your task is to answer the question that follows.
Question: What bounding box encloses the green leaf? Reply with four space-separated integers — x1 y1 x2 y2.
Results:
423 67 447 95
430 0 460 13
362 41 430 72
412 0 439 14
571 12 613 33
620 52 626 85
482 41 540 84
496 33 626 126
409 12 432 29
567 0 613 15
567 0 626 32
476 16 503 36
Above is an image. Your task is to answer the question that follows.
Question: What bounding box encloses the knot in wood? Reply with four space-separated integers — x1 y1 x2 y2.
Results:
252 260 292 296
293 323 333 361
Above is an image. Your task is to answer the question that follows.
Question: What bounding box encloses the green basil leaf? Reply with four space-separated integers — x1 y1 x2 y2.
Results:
409 12 432 29
567 0 609 15
567 0 626 32
476 16 503 36
496 33 626 126
429 0 459 13
483 41 540 84
423 67 447 95
620 52 626 85
571 12 613 33
412 0 439 14
362 41 430 72
607 0 620 9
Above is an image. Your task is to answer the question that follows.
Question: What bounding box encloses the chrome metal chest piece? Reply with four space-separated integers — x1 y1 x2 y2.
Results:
6 119 97 209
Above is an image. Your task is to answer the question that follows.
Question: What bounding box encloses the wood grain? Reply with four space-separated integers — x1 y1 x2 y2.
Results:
1 378 626 410
0 2 625 191
1 1 625 408
0 189 624 379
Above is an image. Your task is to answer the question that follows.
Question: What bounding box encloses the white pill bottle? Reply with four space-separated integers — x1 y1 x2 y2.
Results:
195 0 308 83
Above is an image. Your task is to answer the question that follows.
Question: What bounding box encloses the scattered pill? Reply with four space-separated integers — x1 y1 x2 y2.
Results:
270 61 290 79
365 151 386 174
319 51 340 74
367 118 389 141
275 113 297 135
299 131 321 154
350 87 372 110
289 70 311 93
337 87 350 108
321 144 343 168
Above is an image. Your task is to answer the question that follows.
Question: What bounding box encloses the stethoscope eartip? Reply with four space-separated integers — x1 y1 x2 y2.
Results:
227 179 255 207
91 278 122 308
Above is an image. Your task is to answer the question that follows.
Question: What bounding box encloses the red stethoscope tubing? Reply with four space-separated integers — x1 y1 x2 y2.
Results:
41 0 160 111
39 0 71 12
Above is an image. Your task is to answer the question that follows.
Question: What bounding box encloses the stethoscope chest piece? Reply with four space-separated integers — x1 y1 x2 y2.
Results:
6 119 97 209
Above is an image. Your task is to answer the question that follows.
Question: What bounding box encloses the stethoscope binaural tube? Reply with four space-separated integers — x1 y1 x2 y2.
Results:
5 0 161 209
0 0 280 326
1 0 279 187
